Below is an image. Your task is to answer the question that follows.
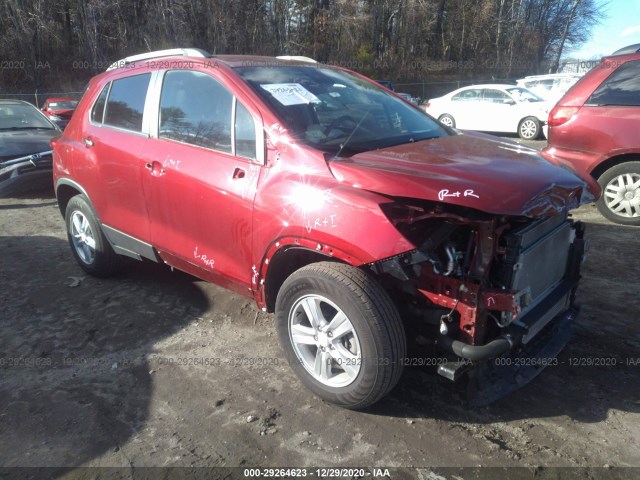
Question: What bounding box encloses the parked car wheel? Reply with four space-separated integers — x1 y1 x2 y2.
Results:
65 195 120 277
438 114 456 128
596 161 640 226
275 262 406 409
518 117 541 140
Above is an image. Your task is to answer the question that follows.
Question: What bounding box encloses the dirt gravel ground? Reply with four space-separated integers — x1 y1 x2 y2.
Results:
1 176 639 480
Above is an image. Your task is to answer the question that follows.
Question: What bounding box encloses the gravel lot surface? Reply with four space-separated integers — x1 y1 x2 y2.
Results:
1 140 639 479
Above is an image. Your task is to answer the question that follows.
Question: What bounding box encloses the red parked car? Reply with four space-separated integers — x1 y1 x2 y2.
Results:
41 97 78 129
52 49 596 408
542 46 640 225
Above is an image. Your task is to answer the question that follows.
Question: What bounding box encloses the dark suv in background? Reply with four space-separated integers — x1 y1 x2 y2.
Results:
542 45 640 225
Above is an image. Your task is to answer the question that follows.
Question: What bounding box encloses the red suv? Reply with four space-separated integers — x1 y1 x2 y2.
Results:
542 47 640 225
52 49 596 408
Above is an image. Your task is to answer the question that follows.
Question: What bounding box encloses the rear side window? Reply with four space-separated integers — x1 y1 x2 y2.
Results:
159 70 233 153
587 60 640 106
452 89 481 101
103 74 151 131
91 84 109 124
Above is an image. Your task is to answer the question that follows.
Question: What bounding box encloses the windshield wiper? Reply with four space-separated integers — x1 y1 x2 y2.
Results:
334 110 370 159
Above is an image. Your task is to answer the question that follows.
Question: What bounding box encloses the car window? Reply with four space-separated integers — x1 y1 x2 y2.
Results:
587 60 640 106
505 87 542 102
0 103 57 130
91 84 110 124
159 70 233 153
451 89 482 101
483 89 512 103
235 101 256 160
49 100 78 109
528 79 554 91
103 73 151 132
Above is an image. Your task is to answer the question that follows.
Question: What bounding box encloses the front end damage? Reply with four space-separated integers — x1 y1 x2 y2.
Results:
370 200 587 405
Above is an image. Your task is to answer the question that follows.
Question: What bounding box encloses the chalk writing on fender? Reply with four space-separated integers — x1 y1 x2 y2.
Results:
438 189 480 201
193 246 215 268
305 214 337 233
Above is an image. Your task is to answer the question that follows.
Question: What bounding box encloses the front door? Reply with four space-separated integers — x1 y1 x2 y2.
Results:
142 69 263 293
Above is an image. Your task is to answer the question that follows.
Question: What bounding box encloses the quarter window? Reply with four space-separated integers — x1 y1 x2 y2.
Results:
103 74 150 131
159 70 233 153
587 60 640 106
91 84 110 124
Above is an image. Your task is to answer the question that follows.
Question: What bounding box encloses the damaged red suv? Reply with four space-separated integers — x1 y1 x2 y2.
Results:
52 49 596 409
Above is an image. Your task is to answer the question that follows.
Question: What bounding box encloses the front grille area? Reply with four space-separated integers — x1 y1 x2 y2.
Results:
493 214 575 342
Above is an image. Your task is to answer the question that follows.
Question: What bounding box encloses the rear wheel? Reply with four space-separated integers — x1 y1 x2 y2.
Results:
438 114 456 128
518 117 541 140
275 262 406 409
65 195 120 277
596 161 640 226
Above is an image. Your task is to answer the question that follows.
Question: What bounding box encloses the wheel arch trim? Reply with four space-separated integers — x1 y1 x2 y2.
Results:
255 237 366 312
55 178 94 217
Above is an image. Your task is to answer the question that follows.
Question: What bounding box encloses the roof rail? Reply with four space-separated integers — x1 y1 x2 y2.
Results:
276 55 317 64
611 43 640 56
106 48 211 71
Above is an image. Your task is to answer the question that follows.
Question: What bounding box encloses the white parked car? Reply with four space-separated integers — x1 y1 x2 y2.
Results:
516 73 582 103
425 84 551 140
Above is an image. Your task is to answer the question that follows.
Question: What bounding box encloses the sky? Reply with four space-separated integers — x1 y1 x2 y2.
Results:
567 0 640 59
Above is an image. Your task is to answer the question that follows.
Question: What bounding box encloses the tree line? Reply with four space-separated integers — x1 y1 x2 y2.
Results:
0 0 603 94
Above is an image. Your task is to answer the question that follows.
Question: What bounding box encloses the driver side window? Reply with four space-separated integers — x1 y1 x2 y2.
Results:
483 89 512 104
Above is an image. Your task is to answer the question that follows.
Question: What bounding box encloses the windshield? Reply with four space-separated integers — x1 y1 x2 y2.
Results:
0 103 57 130
235 66 448 155
48 100 78 109
506 87 544 103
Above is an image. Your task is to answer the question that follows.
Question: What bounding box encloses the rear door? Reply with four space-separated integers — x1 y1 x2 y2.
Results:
82 73 152 242
141 68 264 292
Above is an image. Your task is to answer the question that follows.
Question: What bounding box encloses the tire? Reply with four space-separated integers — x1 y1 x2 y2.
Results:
596 161 640 226
275 262 406 409
438 114 456 128
65 194 120 277
518 116 541 140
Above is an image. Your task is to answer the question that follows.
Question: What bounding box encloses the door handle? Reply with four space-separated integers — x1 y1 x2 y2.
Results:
232 167 246 179
145 162 165 176
83 137 94 147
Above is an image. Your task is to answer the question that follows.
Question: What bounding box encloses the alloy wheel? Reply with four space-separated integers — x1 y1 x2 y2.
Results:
288 294 361 387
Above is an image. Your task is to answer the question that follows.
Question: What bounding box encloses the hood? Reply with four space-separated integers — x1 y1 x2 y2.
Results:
328 132 598 217
0 129 58 161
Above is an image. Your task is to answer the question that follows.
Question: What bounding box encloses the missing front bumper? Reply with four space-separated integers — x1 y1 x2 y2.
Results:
464 304 576 406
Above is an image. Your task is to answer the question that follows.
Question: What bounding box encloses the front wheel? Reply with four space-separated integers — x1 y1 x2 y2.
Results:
596 161 640 226
275 262 406 409
518 116 541 140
